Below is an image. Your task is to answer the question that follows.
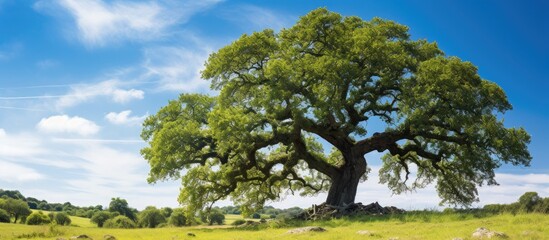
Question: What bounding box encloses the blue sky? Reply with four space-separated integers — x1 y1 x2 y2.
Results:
0 0 548 210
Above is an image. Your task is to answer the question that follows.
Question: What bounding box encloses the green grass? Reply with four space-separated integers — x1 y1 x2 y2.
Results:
1 213 547 240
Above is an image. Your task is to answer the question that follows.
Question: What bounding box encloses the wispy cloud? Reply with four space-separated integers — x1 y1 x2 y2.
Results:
56 79 144 109
105 110 147 125
34 0 223 47
37 115 100 136
0 160 44 182
143 46 211 92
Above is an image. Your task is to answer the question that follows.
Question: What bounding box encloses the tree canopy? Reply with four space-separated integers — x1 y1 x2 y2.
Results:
141 8 531 215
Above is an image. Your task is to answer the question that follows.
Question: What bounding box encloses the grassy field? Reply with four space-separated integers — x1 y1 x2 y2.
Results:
0 212 548 240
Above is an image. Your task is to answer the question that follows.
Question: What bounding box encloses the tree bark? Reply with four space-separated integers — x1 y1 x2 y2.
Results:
325 148 367 206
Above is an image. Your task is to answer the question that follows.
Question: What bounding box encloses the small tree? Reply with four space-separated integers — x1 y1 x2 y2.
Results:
26 211 51 225
1 198 31 223
103 215 136 229
54 212 72 226
168 208 186 227
90 211 112 227
518 192 541 213
108 197 136 221
0 209 10 223
207 210 225 225
138 206 166 228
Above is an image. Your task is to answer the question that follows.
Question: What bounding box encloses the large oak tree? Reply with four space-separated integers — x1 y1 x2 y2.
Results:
141 9 531 215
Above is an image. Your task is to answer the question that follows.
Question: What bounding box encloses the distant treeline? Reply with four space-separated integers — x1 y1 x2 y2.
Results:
482 192 549 214
0 189 103 218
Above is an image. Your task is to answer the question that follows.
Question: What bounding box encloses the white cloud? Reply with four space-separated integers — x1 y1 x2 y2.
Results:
112 89 144 103
105 110 147 125
0 160 44 182
37 115 100 136
56 79 144 109
0 129 47 157
143 46 210 92
35 0 223 47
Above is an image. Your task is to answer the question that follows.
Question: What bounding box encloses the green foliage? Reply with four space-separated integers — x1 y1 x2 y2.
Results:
142 8 531 214
90 211 113 227
168 209 186 227
138 206 166 228
103 215 137 229
251 213 261 219
26 211 51 225
53 212 71 226
108 197 137 221
0 198 31 223
205 210 225 225
160 207 173 218
0 209 10 223
231 219 246 226
482 192 549 214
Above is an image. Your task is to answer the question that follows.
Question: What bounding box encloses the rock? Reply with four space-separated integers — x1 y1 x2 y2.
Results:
187 232 196 237
297 202 405 220
472 227 507 238
103 235 116 240
452 238 464 240
70 235 92 240
287 226 326 234
356 230 375 236
388 237 399 240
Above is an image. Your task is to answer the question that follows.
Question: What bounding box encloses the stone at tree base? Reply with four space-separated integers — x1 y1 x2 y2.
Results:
287 226 326 234
298 202 405 220
472 227 507 238
103 235 116 240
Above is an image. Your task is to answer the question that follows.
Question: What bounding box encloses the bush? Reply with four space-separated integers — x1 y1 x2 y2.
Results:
0 209 10 223
168 210 187 227
138 206 166 228
231 219 246 226
103 215 136 229
207 210 225 225
54 212 71 226
251 213 261 219
91 211 112 227
156 222 168 228
26 211 51 225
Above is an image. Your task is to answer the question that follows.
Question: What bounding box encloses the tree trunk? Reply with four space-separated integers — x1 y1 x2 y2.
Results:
325 149 367 207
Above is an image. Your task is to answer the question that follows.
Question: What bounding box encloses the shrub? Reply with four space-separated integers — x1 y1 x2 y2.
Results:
54 212 71 226
103 215 136 229
251 213 261 219
91 211 112 227
26 211 51 225
207 210 225 225
156 222 168 228
168 210 187 227
231 219 246 226
259 218 267 223
138 206 166 228
0 209 10 223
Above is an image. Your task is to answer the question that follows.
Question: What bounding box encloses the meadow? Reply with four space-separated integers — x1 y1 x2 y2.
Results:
1 212 548 240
